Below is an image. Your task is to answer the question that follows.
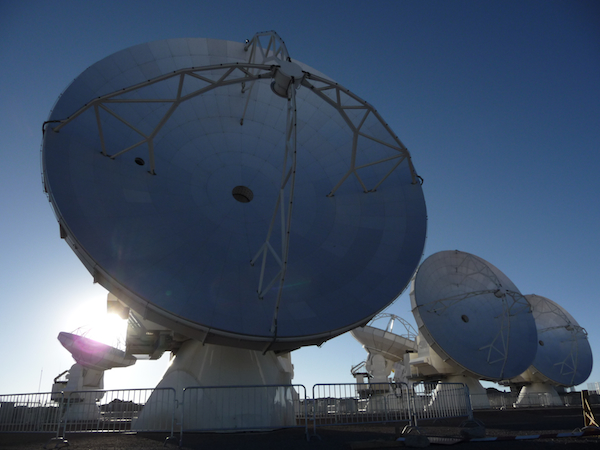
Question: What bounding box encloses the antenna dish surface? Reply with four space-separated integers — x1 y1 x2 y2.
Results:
58 332 136 371
525 294 592 386
42 36 426 351
411 250 537 380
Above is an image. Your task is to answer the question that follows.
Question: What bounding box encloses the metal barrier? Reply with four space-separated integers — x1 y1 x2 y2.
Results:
59 388 176 436
180 384 307 442
0 392 60 433
471 392 508 409
311 383 411 435
13 382 598 439
410 382 472 426
485 391 596 409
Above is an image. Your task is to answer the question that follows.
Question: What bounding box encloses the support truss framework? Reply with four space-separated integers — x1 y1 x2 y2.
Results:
250 84 298 339
369 313 418 342
244 30 290 64
51 62 276 175
302 74 418 192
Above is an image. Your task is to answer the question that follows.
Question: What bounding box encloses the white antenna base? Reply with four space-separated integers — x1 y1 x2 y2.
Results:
52 363 105 421
444 374 490 410
515 383 563 407
133 341 295 431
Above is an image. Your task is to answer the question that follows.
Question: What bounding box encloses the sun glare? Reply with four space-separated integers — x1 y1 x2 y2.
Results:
76 313 128 350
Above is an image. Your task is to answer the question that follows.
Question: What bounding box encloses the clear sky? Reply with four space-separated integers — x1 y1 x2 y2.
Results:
1 0 598 395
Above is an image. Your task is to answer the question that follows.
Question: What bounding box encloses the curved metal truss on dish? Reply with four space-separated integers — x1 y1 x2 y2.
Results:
368 313 418 342
48 32 418 189
244 30 290 63
50 63 277 174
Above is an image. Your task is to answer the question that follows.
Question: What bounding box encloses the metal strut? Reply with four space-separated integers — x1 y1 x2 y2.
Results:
47 62 275 175
250 69 299 343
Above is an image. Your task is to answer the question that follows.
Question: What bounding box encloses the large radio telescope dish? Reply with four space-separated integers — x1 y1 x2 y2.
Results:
411 250 537 380
524 294 592 386
42 32 427 352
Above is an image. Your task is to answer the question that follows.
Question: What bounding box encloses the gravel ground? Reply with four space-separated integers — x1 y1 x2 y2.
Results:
1 406 599 449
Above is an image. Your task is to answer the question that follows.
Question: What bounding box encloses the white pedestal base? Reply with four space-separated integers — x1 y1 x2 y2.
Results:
422 375 488 412
133 341 295 431
63 396 102 422
57 364 104 422
366 392 410 413
515 383 563 407
445 375 490 410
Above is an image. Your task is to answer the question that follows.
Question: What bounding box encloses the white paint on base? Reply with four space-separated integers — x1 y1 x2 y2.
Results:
515 383 563 407
133 341 295 431
445 374 490 410
57 364 104 421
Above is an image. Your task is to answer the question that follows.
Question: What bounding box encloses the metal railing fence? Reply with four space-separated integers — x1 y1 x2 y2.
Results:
59 388 176 436
410 382 472 426
311 382 411 434
472 392 507 409
179 384 307 446
1 382 475 440
180 384 306 433
484 391 597 409
0 392 60 433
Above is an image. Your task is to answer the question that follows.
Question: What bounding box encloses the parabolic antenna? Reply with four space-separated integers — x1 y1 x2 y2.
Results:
522 294 592 386
41 32 426 352
351 313 417 363
350 314 416 412
54 330 137 422
410 250 537 380
58 331 136 371
351 313 416 396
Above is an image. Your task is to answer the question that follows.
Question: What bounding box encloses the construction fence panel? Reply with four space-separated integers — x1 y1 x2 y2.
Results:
485 391 592 409
311 383 411 433
410 382 472 426
60 388 176 435
180 384 306 435
0 392 61 433
476 391 514 409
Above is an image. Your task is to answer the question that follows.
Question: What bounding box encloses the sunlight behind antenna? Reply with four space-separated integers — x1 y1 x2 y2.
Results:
52 306 136 421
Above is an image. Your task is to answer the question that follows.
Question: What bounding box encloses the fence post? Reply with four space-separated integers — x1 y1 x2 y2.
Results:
312 385 317 438
45 392 69 449
409 382 418 428
179 388 186 448
163 388 178 446
463 384 473 421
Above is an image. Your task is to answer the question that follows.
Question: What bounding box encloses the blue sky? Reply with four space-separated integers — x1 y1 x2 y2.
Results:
1 0 598 394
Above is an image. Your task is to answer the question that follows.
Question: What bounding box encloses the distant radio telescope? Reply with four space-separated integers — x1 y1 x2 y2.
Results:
408 250 538 409
510 294 593 406
351 314 417 411
53 329 135 421
351 313 417 384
